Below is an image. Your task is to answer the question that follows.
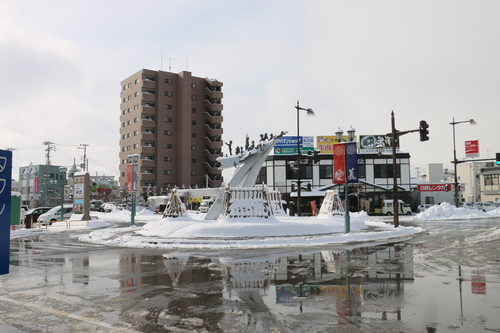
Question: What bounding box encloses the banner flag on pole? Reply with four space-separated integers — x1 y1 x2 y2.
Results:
345 142 358 183
333 143 346 184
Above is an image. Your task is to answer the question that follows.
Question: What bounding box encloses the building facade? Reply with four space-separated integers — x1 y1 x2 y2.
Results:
119 69 223 191
18 164 67 207
259 151 412 214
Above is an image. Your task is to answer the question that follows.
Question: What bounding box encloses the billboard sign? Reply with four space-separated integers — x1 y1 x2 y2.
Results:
417 184 452 192
359 135 399 153
465 140 479 158
274 136 314 155
316 135 357 154
0 149 12 275
333 143 346 184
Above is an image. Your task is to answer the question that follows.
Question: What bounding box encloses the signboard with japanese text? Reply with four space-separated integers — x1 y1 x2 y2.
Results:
316 135 357 154
359 135 399 153
274 136 314 155
417 184 452 192
465 140 479 158
0 149 12 275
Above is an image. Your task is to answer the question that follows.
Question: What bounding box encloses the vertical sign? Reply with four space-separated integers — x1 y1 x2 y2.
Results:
0 149 12 275
345 142 358 183
465 140 479 158
333 143 346 184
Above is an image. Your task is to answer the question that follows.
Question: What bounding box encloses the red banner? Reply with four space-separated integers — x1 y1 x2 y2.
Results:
333 143 346 184
34 176 39 193
126 164 133 192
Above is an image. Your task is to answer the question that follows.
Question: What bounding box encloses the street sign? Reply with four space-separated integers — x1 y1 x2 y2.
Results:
465 140 479 158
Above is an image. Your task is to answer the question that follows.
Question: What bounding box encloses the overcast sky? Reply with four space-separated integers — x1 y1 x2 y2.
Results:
1 0 498 181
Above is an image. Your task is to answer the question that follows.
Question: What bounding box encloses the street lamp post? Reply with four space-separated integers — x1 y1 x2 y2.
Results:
59 166 67 221
127 153 140 226
294 101 315 216
335 126 356 233
450 118 477 207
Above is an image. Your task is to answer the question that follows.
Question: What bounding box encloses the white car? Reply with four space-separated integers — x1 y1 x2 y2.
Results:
38 204 73 225
417 204 433 212
476 202 497 212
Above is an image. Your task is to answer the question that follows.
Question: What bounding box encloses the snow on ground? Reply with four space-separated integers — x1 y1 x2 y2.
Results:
413 202 500 220
11 202 500 249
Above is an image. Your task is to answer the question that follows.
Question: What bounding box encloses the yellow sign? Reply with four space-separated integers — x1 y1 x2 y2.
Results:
188 197 203 203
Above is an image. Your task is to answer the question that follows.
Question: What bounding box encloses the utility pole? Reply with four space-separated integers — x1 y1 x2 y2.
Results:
43 141 55 166
79 144 89 171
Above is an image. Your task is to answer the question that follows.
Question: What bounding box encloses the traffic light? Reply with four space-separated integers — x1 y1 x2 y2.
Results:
419 120 429 141
496 152 500 165
313 150 320 164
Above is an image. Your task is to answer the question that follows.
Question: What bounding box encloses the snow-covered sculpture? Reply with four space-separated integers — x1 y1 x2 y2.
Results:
162 188 188 218
318 190 345 216
205 131 287 220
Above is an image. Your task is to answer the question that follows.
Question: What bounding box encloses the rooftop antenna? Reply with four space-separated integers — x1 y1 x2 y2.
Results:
169 58 172 72
161 50 163 70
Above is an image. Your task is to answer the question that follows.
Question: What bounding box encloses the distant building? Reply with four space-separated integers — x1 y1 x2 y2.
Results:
119 69 223 191
18 164 67 207
479 162 500 202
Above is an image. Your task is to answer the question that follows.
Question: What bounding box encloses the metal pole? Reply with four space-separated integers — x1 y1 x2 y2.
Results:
345 182 350 233
296 101 301 217
131 190 136 226
452 118 459 207
391 111 399 228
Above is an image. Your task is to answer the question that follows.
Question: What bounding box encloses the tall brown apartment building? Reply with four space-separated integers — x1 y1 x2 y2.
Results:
119 69 223 191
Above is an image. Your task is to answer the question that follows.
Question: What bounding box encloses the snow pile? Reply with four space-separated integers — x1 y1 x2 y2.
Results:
413 202 496 220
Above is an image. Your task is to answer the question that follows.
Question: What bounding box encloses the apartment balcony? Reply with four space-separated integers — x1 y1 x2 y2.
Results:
204 161 220 174
204 99 222 112
204 136 222 150
204 87 223 100
205 173 222 188
204 149 222 162
204 77 222 88
204 123 222 137
204 111 222 124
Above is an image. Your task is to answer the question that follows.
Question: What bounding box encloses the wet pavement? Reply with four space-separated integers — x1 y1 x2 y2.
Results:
1 217 500 332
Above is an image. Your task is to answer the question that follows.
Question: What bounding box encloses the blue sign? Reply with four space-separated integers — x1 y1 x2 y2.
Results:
274 136 314 154
0 150 12 275
345 142 358 183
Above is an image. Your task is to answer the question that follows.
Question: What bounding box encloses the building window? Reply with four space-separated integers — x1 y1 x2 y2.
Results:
164 91 172 97
484 174 500 191
134 117 139 123
191 95 197 100
192 158 196 163
191 120 196 125
191 133 196 138
191 145 196 151
164 117 172 122
134 104 139 110
164 130 172 136
164 104 173 109
134 130 139 136
164 143 172 149
374 164 400 178
191 171 196 176
192 108 196 113
127 120 131 125
319 165 333 179
165 78 172 84
133 143 138 149
256 167 267 184
164 170 172 175
164 156 172 162
191 83 197 88
135 78 140 84
358 164 366 179
134 91 139 97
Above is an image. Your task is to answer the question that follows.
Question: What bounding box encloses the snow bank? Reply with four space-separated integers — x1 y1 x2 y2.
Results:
413 202 500 220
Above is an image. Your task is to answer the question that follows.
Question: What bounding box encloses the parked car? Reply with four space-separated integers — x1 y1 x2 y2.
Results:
38 204 73 225
460 202 477 209
476 202 497 212
382 199 412 216
417 204 434 213
155 204 166 214
24 207 51 226
102 202 117 212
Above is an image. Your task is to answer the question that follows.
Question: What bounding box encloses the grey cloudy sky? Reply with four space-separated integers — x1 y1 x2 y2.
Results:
1 0 498 181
